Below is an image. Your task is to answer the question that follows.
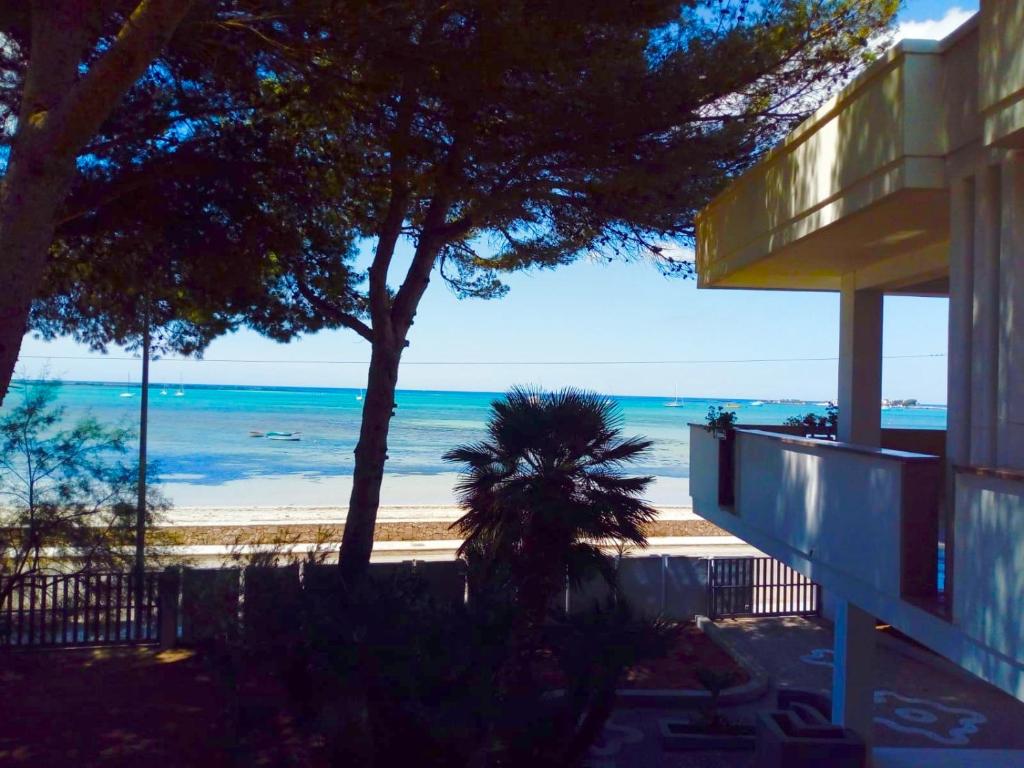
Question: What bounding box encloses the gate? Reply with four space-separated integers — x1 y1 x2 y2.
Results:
708 557 819 619
0 571 162 647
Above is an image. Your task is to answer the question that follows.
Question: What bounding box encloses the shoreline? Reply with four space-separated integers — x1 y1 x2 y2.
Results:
163 502 696 525
156 505 717 545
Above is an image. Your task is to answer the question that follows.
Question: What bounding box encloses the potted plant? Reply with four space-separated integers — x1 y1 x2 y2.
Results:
704 405 738 439
659 666 757 751
704 406 738 507
784 402 838 439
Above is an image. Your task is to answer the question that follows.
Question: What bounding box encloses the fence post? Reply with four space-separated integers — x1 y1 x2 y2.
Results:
661 556 668 615
706 558 715 619
158 568 180 650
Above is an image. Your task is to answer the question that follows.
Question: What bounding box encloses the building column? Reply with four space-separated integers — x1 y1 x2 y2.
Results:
832 599 876 745
970 163 1001 465
947 176 975 469
837 275 883 446
997 151 1024 469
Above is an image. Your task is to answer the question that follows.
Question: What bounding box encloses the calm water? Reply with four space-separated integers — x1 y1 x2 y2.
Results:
4 381 946 492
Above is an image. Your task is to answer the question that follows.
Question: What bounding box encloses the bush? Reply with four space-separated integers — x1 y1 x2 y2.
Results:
784 401 838 438
0 381 167 609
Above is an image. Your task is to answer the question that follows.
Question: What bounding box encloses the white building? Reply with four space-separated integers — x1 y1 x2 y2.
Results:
689 0 1024 747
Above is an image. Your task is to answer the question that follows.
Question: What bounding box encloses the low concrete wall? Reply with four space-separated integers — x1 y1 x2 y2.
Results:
180 567 240 644
173 554 715 644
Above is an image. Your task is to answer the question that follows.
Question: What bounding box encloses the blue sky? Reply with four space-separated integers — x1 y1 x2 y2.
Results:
17 0 975 403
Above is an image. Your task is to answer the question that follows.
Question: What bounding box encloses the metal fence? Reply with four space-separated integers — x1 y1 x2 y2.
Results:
0 571 162 647
708 557 819 619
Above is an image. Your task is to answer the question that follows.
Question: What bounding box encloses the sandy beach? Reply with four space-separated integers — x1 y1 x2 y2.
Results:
155 472 704 544
161 472 694 511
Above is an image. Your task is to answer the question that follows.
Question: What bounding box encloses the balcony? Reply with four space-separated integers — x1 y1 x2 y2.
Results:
693 27 986 295
689 425 943 608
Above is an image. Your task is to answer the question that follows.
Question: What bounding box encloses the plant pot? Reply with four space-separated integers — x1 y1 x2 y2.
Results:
659 718 757 751
716 431 736 507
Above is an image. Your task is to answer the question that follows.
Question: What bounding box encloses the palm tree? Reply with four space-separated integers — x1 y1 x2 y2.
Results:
444 387 657 622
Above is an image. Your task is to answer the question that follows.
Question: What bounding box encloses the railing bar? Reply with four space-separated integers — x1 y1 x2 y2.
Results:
797 570 802 613
28 575 38 646
103 573 112 643
52 576 60 644
146 573 155 641
82 574 90 643
76 575 83 644
757 559 762 615
785 564 791 614
730 558 737 614
50 577 58 645
93 574 102 644
62 577 69 644
38 577 45 645
40 576 50 646
773 561 778 615
115 574 124 641
4 579 12 645
746 558 753 613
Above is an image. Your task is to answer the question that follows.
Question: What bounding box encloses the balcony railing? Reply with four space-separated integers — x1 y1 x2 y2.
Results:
689 425 943 606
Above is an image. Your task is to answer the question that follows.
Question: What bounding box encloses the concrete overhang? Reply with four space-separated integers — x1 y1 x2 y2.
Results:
695 18 984 295
980 0 1024 147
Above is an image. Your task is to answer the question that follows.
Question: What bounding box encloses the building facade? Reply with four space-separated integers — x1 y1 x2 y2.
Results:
691 0 1024 743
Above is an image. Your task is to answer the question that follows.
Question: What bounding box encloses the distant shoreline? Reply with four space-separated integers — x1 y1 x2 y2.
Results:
10 377 949 408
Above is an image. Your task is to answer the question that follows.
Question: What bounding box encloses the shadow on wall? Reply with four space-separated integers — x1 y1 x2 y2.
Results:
955 474 1024 679
749 437 900 595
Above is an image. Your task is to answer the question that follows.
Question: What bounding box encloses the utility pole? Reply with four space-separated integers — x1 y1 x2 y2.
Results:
134 321 151 640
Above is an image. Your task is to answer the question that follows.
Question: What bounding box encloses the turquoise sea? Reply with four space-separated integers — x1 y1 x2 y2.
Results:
3 381 947 509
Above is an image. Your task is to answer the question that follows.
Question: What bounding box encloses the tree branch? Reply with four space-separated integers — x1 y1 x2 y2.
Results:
48 0 195 157
294 279 374 343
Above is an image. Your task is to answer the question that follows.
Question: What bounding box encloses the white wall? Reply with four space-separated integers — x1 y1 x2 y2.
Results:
954 472 1024 666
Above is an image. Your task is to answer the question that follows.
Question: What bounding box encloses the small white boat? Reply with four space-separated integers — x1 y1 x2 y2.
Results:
750 401 764 406
160 389 168 396
268 434 301 442
120 374 134 397
356 389 364 401
266 431 301 438
174 379 185 397
664 389 683 407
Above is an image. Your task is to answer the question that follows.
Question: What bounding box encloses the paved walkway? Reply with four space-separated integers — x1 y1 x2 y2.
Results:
583 616 1024 767
710 616 1024 751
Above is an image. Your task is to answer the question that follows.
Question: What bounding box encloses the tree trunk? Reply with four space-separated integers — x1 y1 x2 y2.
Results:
0 0 193 405
0 131 80 405
338 338 403 581
134 325 150 640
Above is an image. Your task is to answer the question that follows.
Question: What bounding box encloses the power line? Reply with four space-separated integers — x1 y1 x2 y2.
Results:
19 352 947 366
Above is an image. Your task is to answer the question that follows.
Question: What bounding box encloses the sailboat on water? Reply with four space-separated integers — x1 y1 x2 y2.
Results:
119 374 134 398
664 388 683 408
174 377 185 397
